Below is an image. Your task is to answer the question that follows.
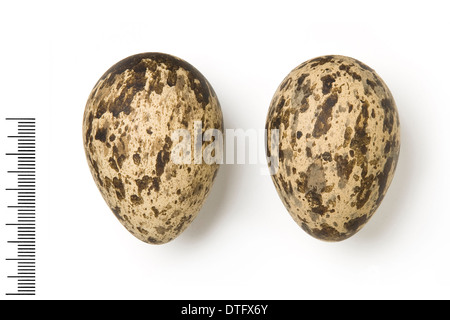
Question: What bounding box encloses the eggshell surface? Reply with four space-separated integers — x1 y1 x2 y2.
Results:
83 52 223 244
266 55 400 241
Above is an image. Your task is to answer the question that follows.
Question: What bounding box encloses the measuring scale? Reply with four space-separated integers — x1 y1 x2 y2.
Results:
4 118 36 295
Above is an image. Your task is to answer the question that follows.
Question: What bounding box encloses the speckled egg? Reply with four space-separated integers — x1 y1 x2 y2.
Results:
83 52 223 244
266 55 400 241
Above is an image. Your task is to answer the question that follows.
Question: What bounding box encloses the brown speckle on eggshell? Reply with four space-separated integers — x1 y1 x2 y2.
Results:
266 55 400 241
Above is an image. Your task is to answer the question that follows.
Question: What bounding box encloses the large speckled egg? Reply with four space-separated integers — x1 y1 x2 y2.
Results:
266 55 400 241
83 52 223 244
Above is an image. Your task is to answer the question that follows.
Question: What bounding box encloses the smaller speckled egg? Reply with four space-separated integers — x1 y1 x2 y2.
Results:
266 55 400 241
83 53 223 244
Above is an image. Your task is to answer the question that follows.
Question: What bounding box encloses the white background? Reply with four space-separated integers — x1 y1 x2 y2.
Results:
0 0 449 300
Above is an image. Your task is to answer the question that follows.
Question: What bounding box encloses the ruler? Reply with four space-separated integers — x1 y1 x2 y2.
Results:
4 118 36 296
